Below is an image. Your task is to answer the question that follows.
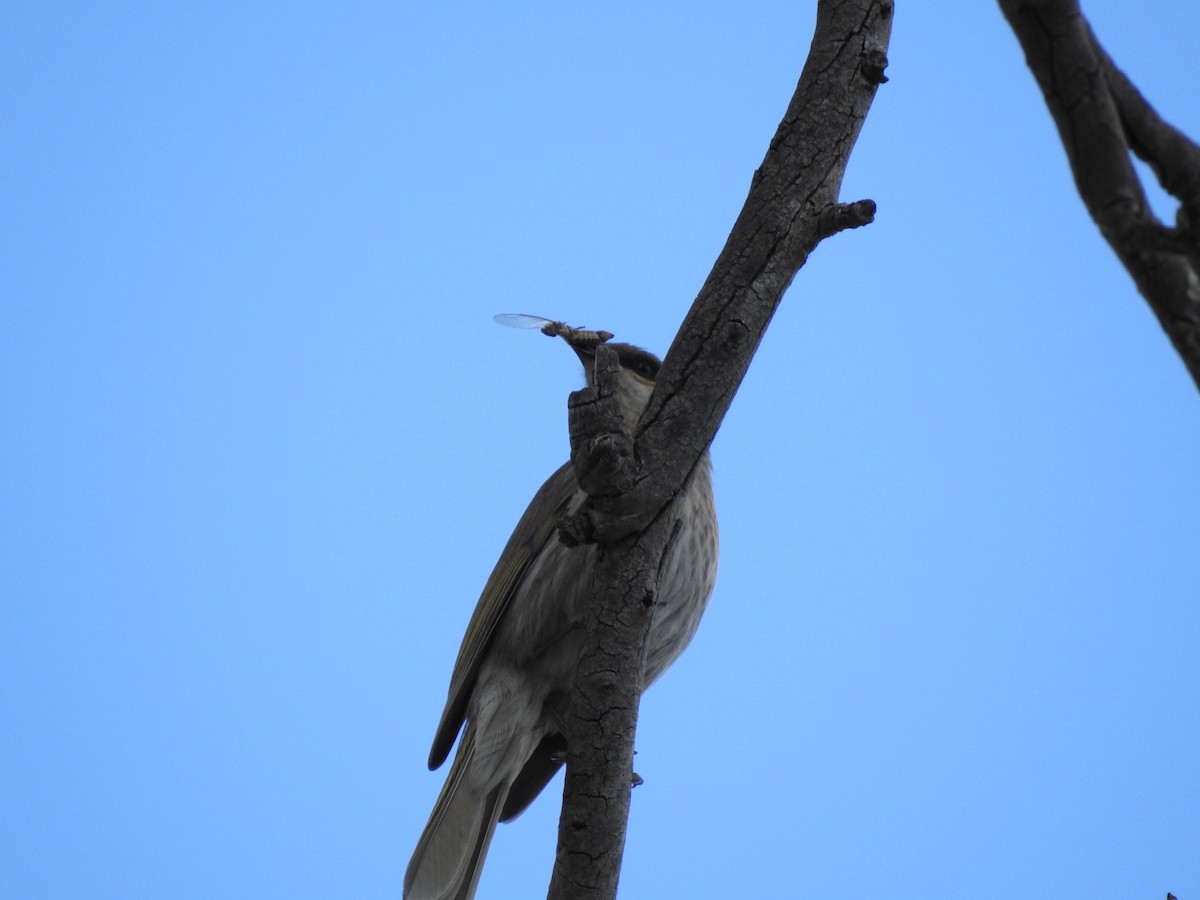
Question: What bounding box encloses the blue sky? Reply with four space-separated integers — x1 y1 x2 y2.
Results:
3 2 1198 898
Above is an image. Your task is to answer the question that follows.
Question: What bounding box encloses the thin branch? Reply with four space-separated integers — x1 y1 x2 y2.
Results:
1095 40 1200 265
546 2 893 899
998 0 1200 390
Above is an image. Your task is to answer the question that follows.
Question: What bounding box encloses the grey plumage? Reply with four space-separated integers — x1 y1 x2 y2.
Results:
404 339 718 900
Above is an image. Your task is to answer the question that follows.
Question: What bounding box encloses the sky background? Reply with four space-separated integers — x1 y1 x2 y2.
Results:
3 2 1198 898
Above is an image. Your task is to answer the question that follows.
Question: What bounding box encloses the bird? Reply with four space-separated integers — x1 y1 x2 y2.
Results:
403 330 718 900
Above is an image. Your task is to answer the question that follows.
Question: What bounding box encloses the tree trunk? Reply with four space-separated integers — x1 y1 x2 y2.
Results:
546 2 894 898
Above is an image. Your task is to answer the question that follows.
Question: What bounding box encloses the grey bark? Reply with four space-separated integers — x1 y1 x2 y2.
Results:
545 2 894 899
999 0 1200 390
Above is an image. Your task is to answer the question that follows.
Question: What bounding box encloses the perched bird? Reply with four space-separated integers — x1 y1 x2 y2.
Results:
403 331 718 900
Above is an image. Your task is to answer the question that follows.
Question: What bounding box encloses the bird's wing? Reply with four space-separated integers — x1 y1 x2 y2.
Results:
427 461 579 770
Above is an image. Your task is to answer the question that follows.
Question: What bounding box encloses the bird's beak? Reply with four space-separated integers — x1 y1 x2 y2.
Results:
560 331 613 368
543 324 614 370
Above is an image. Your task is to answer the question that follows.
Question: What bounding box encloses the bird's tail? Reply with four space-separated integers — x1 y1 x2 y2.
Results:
404 726 507 900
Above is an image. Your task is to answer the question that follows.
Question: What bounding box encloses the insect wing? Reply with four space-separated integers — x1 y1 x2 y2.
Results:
493 313 553 330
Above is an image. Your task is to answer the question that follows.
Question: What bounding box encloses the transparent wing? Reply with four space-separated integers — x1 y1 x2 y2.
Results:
493 313 614 343
493 313 553 330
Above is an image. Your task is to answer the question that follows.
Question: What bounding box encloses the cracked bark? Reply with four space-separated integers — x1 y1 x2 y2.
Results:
545 2 892 899
999 0 1200 390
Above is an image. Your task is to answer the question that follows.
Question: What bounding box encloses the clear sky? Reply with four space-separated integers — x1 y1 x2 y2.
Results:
3 2 1198 898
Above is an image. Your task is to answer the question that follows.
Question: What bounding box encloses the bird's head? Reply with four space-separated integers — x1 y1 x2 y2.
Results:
565 336 661 425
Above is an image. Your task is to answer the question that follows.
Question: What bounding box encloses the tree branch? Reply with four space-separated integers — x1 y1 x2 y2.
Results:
546 2 893 898
998 0 1200 390
1096 42 1200 266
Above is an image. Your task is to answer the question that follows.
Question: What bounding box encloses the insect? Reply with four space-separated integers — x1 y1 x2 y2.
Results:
493 313 614 345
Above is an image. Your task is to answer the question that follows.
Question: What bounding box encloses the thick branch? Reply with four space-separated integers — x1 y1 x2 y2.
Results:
547 2 892 899
577 6 890 546
998 0 1200 389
